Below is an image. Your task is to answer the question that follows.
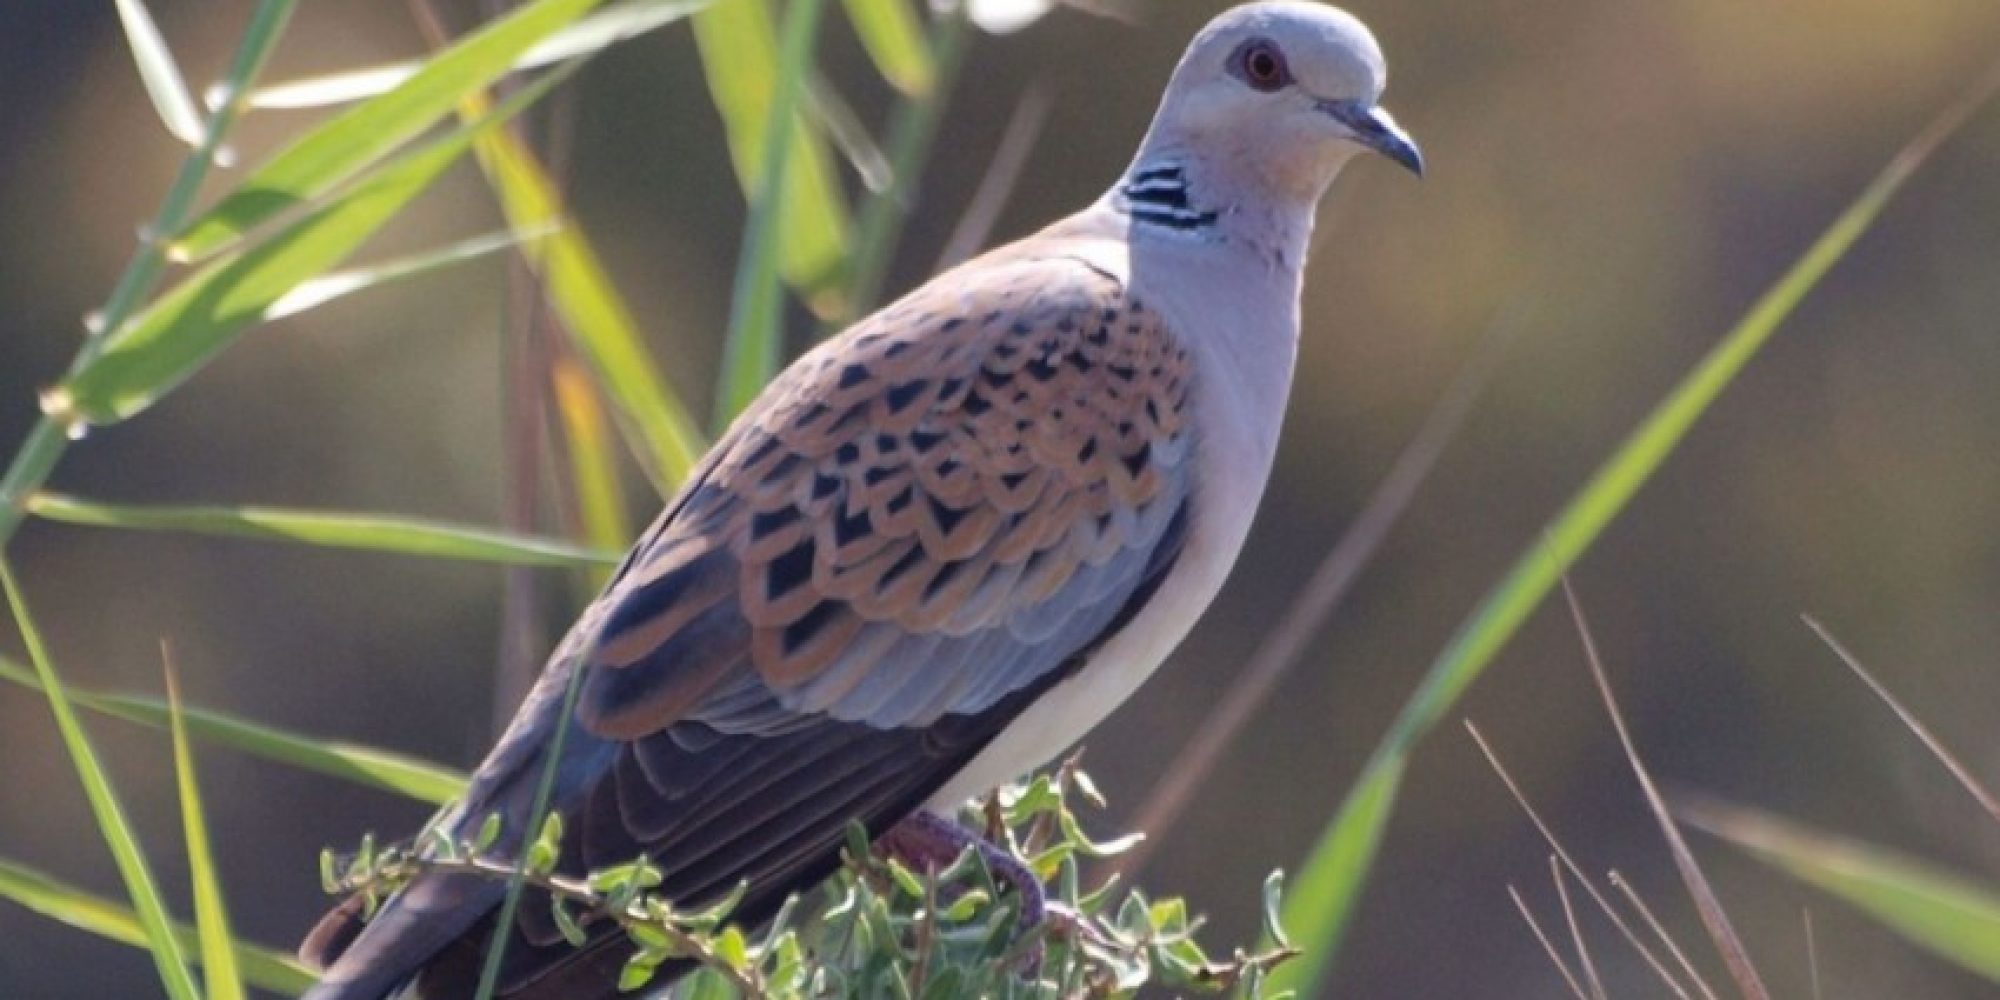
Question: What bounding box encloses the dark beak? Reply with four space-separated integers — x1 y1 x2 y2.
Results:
1322 100 1425 177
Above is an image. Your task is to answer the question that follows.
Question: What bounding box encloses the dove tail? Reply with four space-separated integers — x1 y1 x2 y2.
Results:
298 873 506 1000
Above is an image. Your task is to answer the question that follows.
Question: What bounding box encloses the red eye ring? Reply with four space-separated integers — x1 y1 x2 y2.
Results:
1232 38 1291 92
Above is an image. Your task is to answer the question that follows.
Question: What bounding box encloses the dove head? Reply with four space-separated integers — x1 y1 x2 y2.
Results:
1133 3 1420 209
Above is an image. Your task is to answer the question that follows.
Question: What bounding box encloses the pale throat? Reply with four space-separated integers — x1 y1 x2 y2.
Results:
1111 144 1331 276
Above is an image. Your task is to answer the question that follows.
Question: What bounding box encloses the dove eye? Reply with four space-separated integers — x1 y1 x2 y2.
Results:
1231 38 1291 92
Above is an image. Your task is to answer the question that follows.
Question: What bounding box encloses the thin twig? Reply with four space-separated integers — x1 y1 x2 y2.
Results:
342 853 765 996
909 861 940 995
1466 721 1689 995
1552 856 1608 1000
1803 615 2000 826
1115 309 1518 877
1563 580 1770 1000
1509 885 1591 1000
1607 870 1708 1000
1803 908 1822 1000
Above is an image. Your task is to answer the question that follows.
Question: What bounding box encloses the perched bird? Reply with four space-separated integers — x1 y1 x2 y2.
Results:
301 3 1421 997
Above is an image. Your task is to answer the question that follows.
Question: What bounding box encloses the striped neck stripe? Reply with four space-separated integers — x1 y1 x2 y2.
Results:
1119 164 1217 231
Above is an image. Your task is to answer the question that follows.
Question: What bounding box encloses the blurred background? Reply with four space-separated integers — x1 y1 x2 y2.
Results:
3 0 1999 995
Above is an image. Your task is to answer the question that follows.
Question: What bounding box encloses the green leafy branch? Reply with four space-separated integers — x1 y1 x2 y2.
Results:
322 761 1299 999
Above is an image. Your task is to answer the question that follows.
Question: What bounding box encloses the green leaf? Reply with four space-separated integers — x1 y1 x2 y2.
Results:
692 0 852 315
714 0 831 427
1683 797 2000 983
618 954 660 993
61 67 574 425
841 0 935 95
0 655 468 804
1259 870 1291 950
1264 66 2000 999
172 0 605 259
249 0 712 110
0 856 316 996
27 492 620 568
165 663 247 1000
475 813 505 853
472 119 708 494
114 0 206 146
1 562 200 1000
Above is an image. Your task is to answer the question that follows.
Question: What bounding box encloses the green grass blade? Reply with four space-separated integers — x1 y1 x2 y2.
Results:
249 0 710 111
114 0 206 146
165 661 245 1000
265 225 552 322
841 0 935 96
472 120 707 494
171 0 604 260
0 855 315 996
1 562 200 1000
61 67 574 426
0 656 468 804
714 0 831 427
26 493 619 568
1681 797 2000 983
692 0 852 317
473 631 595 999
1254 758 1401 999
1264 66 2000 999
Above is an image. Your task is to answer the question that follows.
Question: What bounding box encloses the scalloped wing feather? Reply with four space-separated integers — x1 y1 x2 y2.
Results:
578 254 1195 737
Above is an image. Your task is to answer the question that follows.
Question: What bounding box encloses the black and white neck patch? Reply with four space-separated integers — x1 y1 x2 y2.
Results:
1118 163 1219 232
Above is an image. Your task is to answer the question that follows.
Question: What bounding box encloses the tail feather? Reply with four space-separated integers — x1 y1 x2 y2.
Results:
299 873 506 1000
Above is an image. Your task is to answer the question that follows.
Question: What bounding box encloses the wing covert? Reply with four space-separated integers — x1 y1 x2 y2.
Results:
579 254 1195 737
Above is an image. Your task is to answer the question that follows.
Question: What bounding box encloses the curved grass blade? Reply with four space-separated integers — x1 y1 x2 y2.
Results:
249 0 710 111
171 0 603 261
1679 796 2000 984
62 67 575 425
26 493 618 569
692 0 853 316
714 0 832 427
842 0 935 96
0 656 468 804
803 73 893 194
165 657 246 1000
114 0 206 146
1 562 199 1000
265 225 553 322
1260 60 2000 1000
471 119 707 494
0 855 315 996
